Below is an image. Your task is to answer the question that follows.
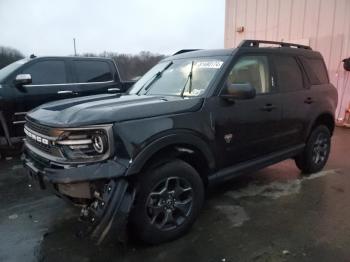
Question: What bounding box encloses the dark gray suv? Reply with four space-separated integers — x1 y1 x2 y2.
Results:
24 40 337 244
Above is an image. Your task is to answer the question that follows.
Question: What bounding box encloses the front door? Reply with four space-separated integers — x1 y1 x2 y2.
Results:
9 58 77 136
211 55 282 168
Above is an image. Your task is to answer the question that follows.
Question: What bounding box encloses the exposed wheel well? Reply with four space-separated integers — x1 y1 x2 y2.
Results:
137 144 210 188
312 113 335 135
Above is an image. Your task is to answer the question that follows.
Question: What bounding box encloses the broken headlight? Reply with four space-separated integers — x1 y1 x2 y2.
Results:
56 126 112 162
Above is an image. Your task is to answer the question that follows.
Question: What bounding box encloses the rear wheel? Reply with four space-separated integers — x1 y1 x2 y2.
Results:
295 125 331 174
129 159 204 244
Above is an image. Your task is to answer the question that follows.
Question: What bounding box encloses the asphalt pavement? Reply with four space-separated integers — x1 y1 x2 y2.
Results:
1 127 350 262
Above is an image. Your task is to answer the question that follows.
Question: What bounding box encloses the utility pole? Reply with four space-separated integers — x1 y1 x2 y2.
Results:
73 38 77 56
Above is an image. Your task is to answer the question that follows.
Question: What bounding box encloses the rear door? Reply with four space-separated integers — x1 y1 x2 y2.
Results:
71 59 124 96
10 58 77 136
272 55 311 148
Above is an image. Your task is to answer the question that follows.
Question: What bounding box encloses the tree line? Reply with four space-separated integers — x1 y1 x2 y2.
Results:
0 46 165 80
81 51 165 80
0 46 24 69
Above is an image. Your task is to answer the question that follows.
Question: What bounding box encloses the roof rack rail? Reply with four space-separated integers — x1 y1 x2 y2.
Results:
238 39 312 50
173 49 201 55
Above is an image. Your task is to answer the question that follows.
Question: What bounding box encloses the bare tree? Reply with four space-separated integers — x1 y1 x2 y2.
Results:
81 51 165 80
0 46 24 69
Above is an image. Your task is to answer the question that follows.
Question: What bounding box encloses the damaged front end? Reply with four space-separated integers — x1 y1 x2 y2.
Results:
79 179 135 244
23 120 136 244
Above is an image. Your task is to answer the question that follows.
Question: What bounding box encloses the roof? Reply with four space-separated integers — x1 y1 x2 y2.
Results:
168 40 321 60
29 56 114 61
165 49 236 60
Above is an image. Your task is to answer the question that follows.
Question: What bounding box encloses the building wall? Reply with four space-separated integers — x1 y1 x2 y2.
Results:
224 0 350 120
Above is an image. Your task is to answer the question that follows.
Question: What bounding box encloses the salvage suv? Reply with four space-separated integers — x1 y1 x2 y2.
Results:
24 40 337 244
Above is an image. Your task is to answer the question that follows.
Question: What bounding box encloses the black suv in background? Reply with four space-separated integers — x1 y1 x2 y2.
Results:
24 40 337 244
0 56 134 154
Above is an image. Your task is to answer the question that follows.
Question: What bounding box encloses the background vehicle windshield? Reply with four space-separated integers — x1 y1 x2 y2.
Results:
129 56 227 97
0 59 28 83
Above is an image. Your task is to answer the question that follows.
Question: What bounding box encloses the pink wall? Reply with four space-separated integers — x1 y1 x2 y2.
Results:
224 0 350 120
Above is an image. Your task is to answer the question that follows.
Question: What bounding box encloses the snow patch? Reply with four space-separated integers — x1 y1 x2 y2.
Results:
226 169 338 200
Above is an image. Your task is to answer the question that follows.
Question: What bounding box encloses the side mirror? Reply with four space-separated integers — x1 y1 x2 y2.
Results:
15 74 32 86
221 82 256 100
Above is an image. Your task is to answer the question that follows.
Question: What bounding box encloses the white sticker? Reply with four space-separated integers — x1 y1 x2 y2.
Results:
196 61 223 69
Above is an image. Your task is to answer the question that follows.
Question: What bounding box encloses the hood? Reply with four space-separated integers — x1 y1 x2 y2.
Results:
27 94 204 127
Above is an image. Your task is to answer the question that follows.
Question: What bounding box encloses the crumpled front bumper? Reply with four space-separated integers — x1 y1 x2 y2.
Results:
23 149 127 185
23 149 135 244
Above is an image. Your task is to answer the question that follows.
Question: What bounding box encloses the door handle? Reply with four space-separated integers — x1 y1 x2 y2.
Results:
57 90 73 95
108 88 121 92
261 104 276 112
304 97 314 104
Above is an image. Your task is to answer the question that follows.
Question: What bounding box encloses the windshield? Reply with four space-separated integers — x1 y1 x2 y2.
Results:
129 56 227 97
0 59 28 83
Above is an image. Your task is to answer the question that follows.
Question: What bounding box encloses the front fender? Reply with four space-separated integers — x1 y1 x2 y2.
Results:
126 132 215 175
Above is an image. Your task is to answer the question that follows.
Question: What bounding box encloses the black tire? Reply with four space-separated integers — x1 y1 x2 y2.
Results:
129 159 205 244
295 125 331 174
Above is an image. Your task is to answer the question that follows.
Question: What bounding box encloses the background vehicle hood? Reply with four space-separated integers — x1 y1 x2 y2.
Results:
27 94 204 127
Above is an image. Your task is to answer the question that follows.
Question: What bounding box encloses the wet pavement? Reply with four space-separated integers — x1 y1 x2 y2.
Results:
1 127 350 262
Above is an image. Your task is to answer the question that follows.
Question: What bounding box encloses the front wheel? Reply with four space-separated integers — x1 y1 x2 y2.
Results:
295 125 331 174
129 159 204 244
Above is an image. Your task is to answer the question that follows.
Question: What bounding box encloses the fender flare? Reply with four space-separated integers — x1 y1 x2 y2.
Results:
305 111 335 139
126 132 215 175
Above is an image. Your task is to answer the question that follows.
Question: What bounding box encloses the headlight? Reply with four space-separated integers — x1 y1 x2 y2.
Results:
92 134 107 154
56 127 111 162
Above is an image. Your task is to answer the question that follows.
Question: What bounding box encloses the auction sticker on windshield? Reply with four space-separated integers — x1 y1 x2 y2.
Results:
196 61 223 69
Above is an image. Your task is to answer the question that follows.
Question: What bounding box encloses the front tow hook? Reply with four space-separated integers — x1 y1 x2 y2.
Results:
78 178 135 245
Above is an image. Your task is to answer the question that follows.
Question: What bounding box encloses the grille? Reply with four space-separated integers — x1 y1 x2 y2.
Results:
27 138 52 154
24 120 62 157
25 120 51 136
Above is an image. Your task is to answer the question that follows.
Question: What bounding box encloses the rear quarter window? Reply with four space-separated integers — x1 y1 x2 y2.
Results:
300 57 329 85
74 60 113 83
274 55 304 92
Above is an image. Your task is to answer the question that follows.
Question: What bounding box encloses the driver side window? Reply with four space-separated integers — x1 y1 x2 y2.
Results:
227 56 271 94
22 60 67 85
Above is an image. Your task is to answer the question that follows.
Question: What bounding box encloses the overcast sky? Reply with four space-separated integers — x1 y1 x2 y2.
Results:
0 0 225 56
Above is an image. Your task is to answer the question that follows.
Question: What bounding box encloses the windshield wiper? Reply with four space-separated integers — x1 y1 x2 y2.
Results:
180 61 194 97
138 61 173 95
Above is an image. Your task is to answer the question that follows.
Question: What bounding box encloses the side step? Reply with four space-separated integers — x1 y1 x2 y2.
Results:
209 144 305 185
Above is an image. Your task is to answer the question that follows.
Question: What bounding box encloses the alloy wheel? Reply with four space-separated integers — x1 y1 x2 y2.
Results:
146 176 193 231
312 133 329 165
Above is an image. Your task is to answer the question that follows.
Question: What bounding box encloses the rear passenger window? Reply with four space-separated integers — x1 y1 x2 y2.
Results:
274 56 303 92
300 57 329 84
74 60 113 83
228 56 271 94
23 60 67 85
